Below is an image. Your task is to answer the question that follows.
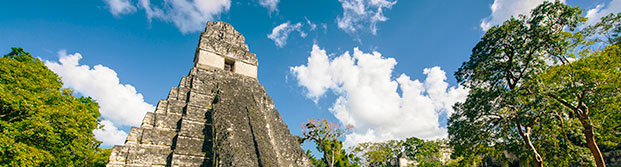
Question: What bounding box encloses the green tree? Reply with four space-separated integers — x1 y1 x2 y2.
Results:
306 149 328 167
403 137 455 167
350 137 458 167
449 1 585 166
91 148 113 167
535 44 621 167
583 12 621 46
350 139 402 166
300 119 357 167
0 48 105 166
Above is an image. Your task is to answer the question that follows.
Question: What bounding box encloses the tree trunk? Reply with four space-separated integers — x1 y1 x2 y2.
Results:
524 132 543 167
517 123 543 167
548 94 607 166
578 115 606 167
322 147 333 167
331 149 334 167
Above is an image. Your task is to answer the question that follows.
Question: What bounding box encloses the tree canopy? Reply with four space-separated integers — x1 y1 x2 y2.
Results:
535 43 621 167
0 48 107 166
449 1 621 166
349 137 457 167
449 1 592 166
350 139 402 167
300 119 357 167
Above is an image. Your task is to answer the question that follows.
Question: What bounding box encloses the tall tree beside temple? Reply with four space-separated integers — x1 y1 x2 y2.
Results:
449 1 588 166
0 48 105 166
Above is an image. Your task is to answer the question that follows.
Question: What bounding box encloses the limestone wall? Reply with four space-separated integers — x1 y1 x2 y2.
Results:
195 50 224 70
234 61 257 78
107 21 305 167
194 21 259 79
106 67 312 167
197 22 257 66
194 49 258 78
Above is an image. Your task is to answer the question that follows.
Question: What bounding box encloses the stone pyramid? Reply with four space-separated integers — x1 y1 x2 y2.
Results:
106 22 313 167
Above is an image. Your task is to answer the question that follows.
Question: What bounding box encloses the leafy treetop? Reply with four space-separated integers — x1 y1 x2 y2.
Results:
0 48 107 166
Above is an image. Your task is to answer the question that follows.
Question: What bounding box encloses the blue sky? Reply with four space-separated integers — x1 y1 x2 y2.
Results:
1 0 618 148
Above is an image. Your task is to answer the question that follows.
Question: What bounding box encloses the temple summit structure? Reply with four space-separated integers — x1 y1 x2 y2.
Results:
106 21 313 167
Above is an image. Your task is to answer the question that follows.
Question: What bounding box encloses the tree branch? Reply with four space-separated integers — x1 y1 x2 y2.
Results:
546 93 578 111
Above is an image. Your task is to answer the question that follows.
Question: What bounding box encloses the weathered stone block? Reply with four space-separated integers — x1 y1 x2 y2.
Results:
141 112 155 128
164 99 185 115
179 76 189 88
155 100 168 114
189 77 210 94
141 128 176 146
174 136 210 156
178 119 211 138
154 113 182 130
167 87 178 101
184 104 211 122
171 153 210 167
176 87 191 101
108 145 128 163
126 145 172 166
187 90 212 105
126 127 143 144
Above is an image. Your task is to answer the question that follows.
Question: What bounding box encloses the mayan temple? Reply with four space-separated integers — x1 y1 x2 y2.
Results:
106 22 313 167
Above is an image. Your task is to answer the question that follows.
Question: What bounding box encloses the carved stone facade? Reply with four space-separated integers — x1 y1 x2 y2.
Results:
106 22 312 167
194 22 257 78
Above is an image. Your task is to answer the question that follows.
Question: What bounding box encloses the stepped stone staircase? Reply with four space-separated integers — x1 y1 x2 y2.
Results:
106 22 312 167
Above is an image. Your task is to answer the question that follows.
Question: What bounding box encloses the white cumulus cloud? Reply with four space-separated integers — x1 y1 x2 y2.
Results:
94 120 128 146
103 0 137 16
102 0 231 33
138 0 231 33
259 0 279 13
267 21 305 48
585 0 621 25
480 0 563 31
45 50 155 146
337 0 397 35
291 44 468 147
